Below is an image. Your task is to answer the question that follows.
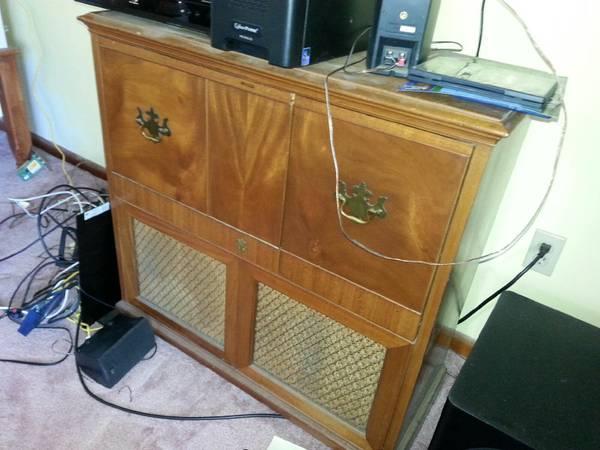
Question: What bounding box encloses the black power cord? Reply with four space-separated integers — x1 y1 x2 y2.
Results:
0 212 27 227
2 182 279 421
0 220 70 263
0 185 105 365
0 325 73 366
476 0 488 57
74 314 284 421
2 286 284 420
0 208 80 263
35 185 106 266
458 243 552 324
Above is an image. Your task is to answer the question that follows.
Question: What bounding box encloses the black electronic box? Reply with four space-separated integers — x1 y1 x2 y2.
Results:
76 0 376 68
76 314 156 388
211 0 376 68
75 0 211 32
368 0 440 75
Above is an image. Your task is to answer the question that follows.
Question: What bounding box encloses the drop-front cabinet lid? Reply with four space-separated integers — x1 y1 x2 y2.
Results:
79 11 520 146
81 9 523 318
282 99 473 312
99 47 208 212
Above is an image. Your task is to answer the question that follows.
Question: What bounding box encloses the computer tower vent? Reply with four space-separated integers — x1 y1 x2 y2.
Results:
133 220 226 348
253 283 386 431
228 0 269 12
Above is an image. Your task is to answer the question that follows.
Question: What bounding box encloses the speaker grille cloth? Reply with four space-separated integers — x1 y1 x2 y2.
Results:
253 284 386 431
133 220 226 347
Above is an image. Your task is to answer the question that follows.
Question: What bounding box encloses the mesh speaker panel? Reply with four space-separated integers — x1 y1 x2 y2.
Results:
253 284 387 431
133 220 226 348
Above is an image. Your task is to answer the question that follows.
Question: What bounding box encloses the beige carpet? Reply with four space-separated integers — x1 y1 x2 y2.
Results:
0 133 463 450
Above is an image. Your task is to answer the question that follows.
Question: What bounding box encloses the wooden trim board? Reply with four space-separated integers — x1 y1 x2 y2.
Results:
449 332 475 359
0 117 107 180
436 329 474 359
0 48 32 166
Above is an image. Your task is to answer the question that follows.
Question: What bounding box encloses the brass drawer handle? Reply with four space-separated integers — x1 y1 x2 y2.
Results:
337 181 387 225
135 107 172 143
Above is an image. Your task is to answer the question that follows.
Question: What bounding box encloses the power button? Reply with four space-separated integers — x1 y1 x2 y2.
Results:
399 11 409 20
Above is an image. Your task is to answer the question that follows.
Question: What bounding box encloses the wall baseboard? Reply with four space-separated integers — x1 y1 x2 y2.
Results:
30 133 107 180
0 118 107 180
449 332 474 359
437 329 474 359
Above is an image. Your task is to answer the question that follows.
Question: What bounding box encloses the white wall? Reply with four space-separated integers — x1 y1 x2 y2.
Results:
1 0 598 339
0 6 9 116
0 0 105 165
0 8 8 48
434 0 600 338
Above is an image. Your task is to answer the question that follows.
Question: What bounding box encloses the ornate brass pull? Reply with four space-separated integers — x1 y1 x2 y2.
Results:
135 107 172 143
337 181 388 225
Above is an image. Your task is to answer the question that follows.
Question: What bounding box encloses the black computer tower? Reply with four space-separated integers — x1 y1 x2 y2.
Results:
76 207 121 325
74 0 211 32
211 0 376 68
367 0 441 75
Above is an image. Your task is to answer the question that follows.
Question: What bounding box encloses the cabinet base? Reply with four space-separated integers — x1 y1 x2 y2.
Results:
117 300 359 450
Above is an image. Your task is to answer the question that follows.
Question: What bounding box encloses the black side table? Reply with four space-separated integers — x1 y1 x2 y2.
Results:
429 291 600 450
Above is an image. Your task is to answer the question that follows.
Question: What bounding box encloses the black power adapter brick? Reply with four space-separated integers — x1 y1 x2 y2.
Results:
76 314 155 388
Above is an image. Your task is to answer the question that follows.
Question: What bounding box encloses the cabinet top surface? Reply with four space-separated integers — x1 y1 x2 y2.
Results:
80 11 521 144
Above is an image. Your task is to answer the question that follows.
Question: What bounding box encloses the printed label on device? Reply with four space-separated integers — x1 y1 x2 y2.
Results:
301 47 311 66
84 202 111 221
232 20 262 37
400 25 417 34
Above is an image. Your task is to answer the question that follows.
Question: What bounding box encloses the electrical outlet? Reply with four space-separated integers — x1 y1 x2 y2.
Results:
523 229 566 276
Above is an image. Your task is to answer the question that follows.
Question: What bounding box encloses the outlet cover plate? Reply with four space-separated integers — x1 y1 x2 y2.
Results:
524 229 566 276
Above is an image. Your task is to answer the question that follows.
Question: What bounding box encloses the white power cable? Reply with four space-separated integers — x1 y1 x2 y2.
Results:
39 196 93 216
8 190 105 218
51 262 79 283
323 0 567 267
46 289 70 321
8 191 87 217
45 263 80 320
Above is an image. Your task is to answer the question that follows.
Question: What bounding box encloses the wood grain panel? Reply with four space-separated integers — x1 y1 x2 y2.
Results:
207 80 292 244
382 145 494 449
279 251 421 340
80 14 520 145
100 47 208 211
0 49 32 166
282 106 470 312
241 366 367 449
244 263 408 348
366 346 412 448
109 195 140 302
111 173 280 273
226 263 258 368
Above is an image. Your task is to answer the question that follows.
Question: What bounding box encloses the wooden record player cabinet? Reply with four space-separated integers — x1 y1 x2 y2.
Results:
81 12 522 450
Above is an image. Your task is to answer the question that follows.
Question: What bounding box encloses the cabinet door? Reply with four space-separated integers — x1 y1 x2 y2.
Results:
113 204 239 356
99 47 208 212
232 265 411 450
206 80 293 245
282 102 473 312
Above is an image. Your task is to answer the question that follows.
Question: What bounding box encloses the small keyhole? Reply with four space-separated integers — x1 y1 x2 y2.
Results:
237 238 248 254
